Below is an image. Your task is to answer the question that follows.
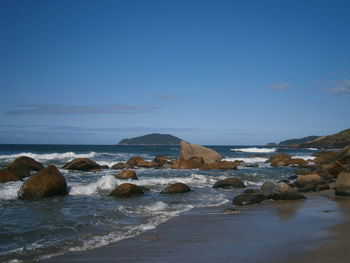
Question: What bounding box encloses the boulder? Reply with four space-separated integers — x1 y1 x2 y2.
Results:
268 190 306 201
243 189 259 194
7 156 44 178
179 141 222 164
266 153 292 164
115 170 138 180
153 156 171 166
109 183 144 197
259 182 290 197
18 165 68 199
63 158 101 171
286 158 308 167
232 193 265 206
313 151 338 164
213 177 246 189
296 174 322 187
126 157 145 167
0 169 20 183
326 145 350 165
171 157 204 169
200 161 238 170
135 160 158 168
160 183 191 194
111 162 131 169
335 172 350 196
321 161 346 178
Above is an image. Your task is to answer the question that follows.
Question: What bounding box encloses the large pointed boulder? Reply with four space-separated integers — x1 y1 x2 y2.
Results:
179 141 222 164
18 165 68 199
7 156 44 178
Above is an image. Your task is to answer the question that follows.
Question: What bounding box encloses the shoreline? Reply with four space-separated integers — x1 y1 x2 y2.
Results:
40 190 350 263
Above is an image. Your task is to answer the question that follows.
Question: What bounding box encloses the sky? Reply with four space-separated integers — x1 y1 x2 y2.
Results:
0 0 349 145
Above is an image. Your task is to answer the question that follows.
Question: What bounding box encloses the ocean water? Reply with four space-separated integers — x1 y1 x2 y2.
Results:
0 144 318 262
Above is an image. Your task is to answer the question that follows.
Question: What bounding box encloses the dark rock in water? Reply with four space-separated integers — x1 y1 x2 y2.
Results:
213 177 246 189
139 186 150 192
268 190 306 200
223 208 240 214
109 183 144 197
126 157 145 167
171 157 204 169
0 169 21 183
18 165 68 199
63 158 101 171
233 193 265 206
243 189 259 194
7 156 44 178
288 175 298 180
153 156 171 166
335 172 350 196
298 184 316 193
244 163 259 168
115 170 138 180
200 161 238 170
160 183 191 194
180 141 222 164
111 162 130 169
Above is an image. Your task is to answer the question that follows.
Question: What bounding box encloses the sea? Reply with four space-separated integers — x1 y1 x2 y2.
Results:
0 144 319 262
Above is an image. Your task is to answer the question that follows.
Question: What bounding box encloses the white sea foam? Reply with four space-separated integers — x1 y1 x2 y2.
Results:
306 148 318 151
0 152 96 161
0 181 22 200
69 175 118 195
230 147 276 153
293 155 315 160
223 157 268 163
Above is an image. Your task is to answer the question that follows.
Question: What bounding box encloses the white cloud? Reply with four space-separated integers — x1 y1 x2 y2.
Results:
327 79 350 96
268 82 292 91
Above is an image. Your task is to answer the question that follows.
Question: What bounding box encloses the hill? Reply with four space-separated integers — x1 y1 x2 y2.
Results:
279 136 320 146
296 129 350 149
118 133 182 145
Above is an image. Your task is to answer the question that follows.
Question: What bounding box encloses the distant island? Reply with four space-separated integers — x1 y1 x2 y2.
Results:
278 129 350 149
118 133 182 145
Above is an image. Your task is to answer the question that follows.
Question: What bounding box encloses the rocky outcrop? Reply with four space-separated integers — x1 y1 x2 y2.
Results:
126 157 158 168
109 183 144 197
111 162 131 169
7 156 44 178
160 183 191 194
153 156 171 166
266 154 308 167
213 177 246 189
0 169 20 183
268 190 306 200
179 141 222 164
200 161 238 170
232 193 265 206
63 158 101 171
18 165 68 199
297 129 350 149
115 170 138 180
171 157 204 169
335 172 350 196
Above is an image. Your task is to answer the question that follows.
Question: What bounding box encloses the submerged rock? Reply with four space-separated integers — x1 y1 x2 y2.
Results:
0 169 21 183
63 158 101 171
18 165 68 199
232 193 265 206
160 183 191 194
179 141 222 164
109 183 144 197
213 177 246 189
7 156 44 178
115 170 138 180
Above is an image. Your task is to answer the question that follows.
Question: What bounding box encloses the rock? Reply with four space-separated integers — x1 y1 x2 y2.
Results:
126 157 145 167
0 169 21 183
153 156 171 166
223 208 240 214
296 174 322 187
7 156 44 178
100 165 109 169
213 177 246 189
200 161 238 170
259 182 290 197
286 158 308 167
335 172 350 196
244 163 259 168
298 184 317 192
18 165 68 199
243 189 259 194
109 183 144 197
171 157 204 169
314 183 330 191
232 193 265 206
313 151 338 164
328 145 350 165
160 183 191 194
321 161 346 178
179 141 222 164
135 160 158 168
63 158 101 171
115 170 138 180
266 153 292 164
268 190 306 200
296 169 313 175
111 162 130 169
288 175 298 180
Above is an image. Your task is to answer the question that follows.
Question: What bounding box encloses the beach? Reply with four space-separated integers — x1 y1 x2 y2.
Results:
41 189 350 263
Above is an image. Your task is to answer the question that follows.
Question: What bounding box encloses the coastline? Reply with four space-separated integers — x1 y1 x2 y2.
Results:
41 190 350 263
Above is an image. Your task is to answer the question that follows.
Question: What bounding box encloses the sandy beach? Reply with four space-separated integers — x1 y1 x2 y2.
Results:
41 190 350 263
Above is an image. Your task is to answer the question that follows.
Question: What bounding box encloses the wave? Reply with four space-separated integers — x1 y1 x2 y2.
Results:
230 147 276 153
223 157 268 163
293 155 315 160
0 181 22 200
0 152 97 161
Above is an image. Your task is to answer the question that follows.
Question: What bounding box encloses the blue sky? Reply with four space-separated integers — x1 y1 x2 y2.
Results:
0 0 349 145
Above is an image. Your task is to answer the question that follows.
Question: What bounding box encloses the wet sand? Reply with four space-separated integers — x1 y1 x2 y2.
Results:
41 191 350 263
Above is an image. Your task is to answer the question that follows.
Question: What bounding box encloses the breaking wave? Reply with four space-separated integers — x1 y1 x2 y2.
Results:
230 147 276 153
